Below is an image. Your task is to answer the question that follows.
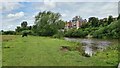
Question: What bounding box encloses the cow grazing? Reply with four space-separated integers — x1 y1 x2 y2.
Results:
22 32 28 37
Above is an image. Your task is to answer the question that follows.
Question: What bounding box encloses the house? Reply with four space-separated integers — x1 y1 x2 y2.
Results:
65 16 87 30
65 21 72 29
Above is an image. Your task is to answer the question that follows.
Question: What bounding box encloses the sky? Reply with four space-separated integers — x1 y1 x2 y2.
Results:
0 0 119 31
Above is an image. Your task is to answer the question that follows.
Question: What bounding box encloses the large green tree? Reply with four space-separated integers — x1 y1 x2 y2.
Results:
21 21 28 28
88 17 99 27
15 21 32 35
34 11 64 36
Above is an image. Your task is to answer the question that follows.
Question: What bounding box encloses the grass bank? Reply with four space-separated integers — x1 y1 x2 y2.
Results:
2 35 119 66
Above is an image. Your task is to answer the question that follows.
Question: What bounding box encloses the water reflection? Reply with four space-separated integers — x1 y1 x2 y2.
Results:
65 38 113 56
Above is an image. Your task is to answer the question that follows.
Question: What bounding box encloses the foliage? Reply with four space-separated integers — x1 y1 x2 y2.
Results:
2 11 119 39
64 15 119 39
21 21 28 28
15 21 32 35
108 15 113 25
52 30 64 39
2 31 16 35
117 14 120 20
64 29 88 38
88 17 99 27
92 20 120 39
33 11 65 36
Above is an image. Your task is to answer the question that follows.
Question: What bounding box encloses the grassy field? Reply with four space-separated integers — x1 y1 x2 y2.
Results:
0 35 2 67
2 35 119 66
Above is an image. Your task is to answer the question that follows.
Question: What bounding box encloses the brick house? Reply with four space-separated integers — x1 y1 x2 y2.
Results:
65 16 87 30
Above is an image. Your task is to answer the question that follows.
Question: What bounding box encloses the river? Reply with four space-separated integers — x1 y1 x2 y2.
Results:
64 37 118 56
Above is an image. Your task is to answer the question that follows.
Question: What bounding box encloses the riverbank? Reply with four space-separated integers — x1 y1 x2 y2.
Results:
2 35 119 66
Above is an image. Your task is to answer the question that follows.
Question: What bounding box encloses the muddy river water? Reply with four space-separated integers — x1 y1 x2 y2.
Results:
65 37 118 56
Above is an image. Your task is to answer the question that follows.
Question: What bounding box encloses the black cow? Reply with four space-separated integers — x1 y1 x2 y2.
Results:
22 32 28 37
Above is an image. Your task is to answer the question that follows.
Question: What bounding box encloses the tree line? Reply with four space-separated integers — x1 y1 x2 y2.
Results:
1 11 120 39
65 15 120 39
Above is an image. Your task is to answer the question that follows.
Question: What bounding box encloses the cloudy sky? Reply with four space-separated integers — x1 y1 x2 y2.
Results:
0 0 119 31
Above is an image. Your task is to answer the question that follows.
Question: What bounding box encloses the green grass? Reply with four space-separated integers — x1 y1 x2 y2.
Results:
2 35 119 66
0 35 2 67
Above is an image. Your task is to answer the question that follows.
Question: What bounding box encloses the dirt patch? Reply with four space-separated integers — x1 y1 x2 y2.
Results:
2 35 15 42
60 45 82 52
60 46 71 52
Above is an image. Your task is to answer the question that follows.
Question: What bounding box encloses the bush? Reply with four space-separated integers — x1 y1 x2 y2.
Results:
2 31 16 35
64 29 74 37
53 30 64 39
64 29 88 38
53 34 63 39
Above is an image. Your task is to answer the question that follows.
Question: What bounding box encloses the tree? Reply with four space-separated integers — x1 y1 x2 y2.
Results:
21 21 28 28
28 26 32 30
15 26 21 32
34 11 63 36
15 21 32 35
88 17 99 27
56 20 65 29
117 14 120 20
1 30 4 32
108 15 113 25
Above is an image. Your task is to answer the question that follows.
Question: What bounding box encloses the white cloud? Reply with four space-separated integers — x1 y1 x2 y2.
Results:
1 2 119 31
50 2 118 21
0 0 43 2
70 2 118 19
44 0 56 8
8 25 14 30
34 1 56 10
0 0 24 2
2 11 25 23
61 13 67 17
7 12 24 18
0 0 119 2
0 4 2 10
51 0 119 2
100 3 118 16
1 2 23 12
118 2 120 14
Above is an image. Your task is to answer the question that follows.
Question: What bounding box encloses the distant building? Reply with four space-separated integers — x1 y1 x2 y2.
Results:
65 21 72 29
65 16 87 30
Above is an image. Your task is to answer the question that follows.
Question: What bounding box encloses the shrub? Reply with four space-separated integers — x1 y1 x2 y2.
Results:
2 31 16 35
64 29 88 38
53 30 64 39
